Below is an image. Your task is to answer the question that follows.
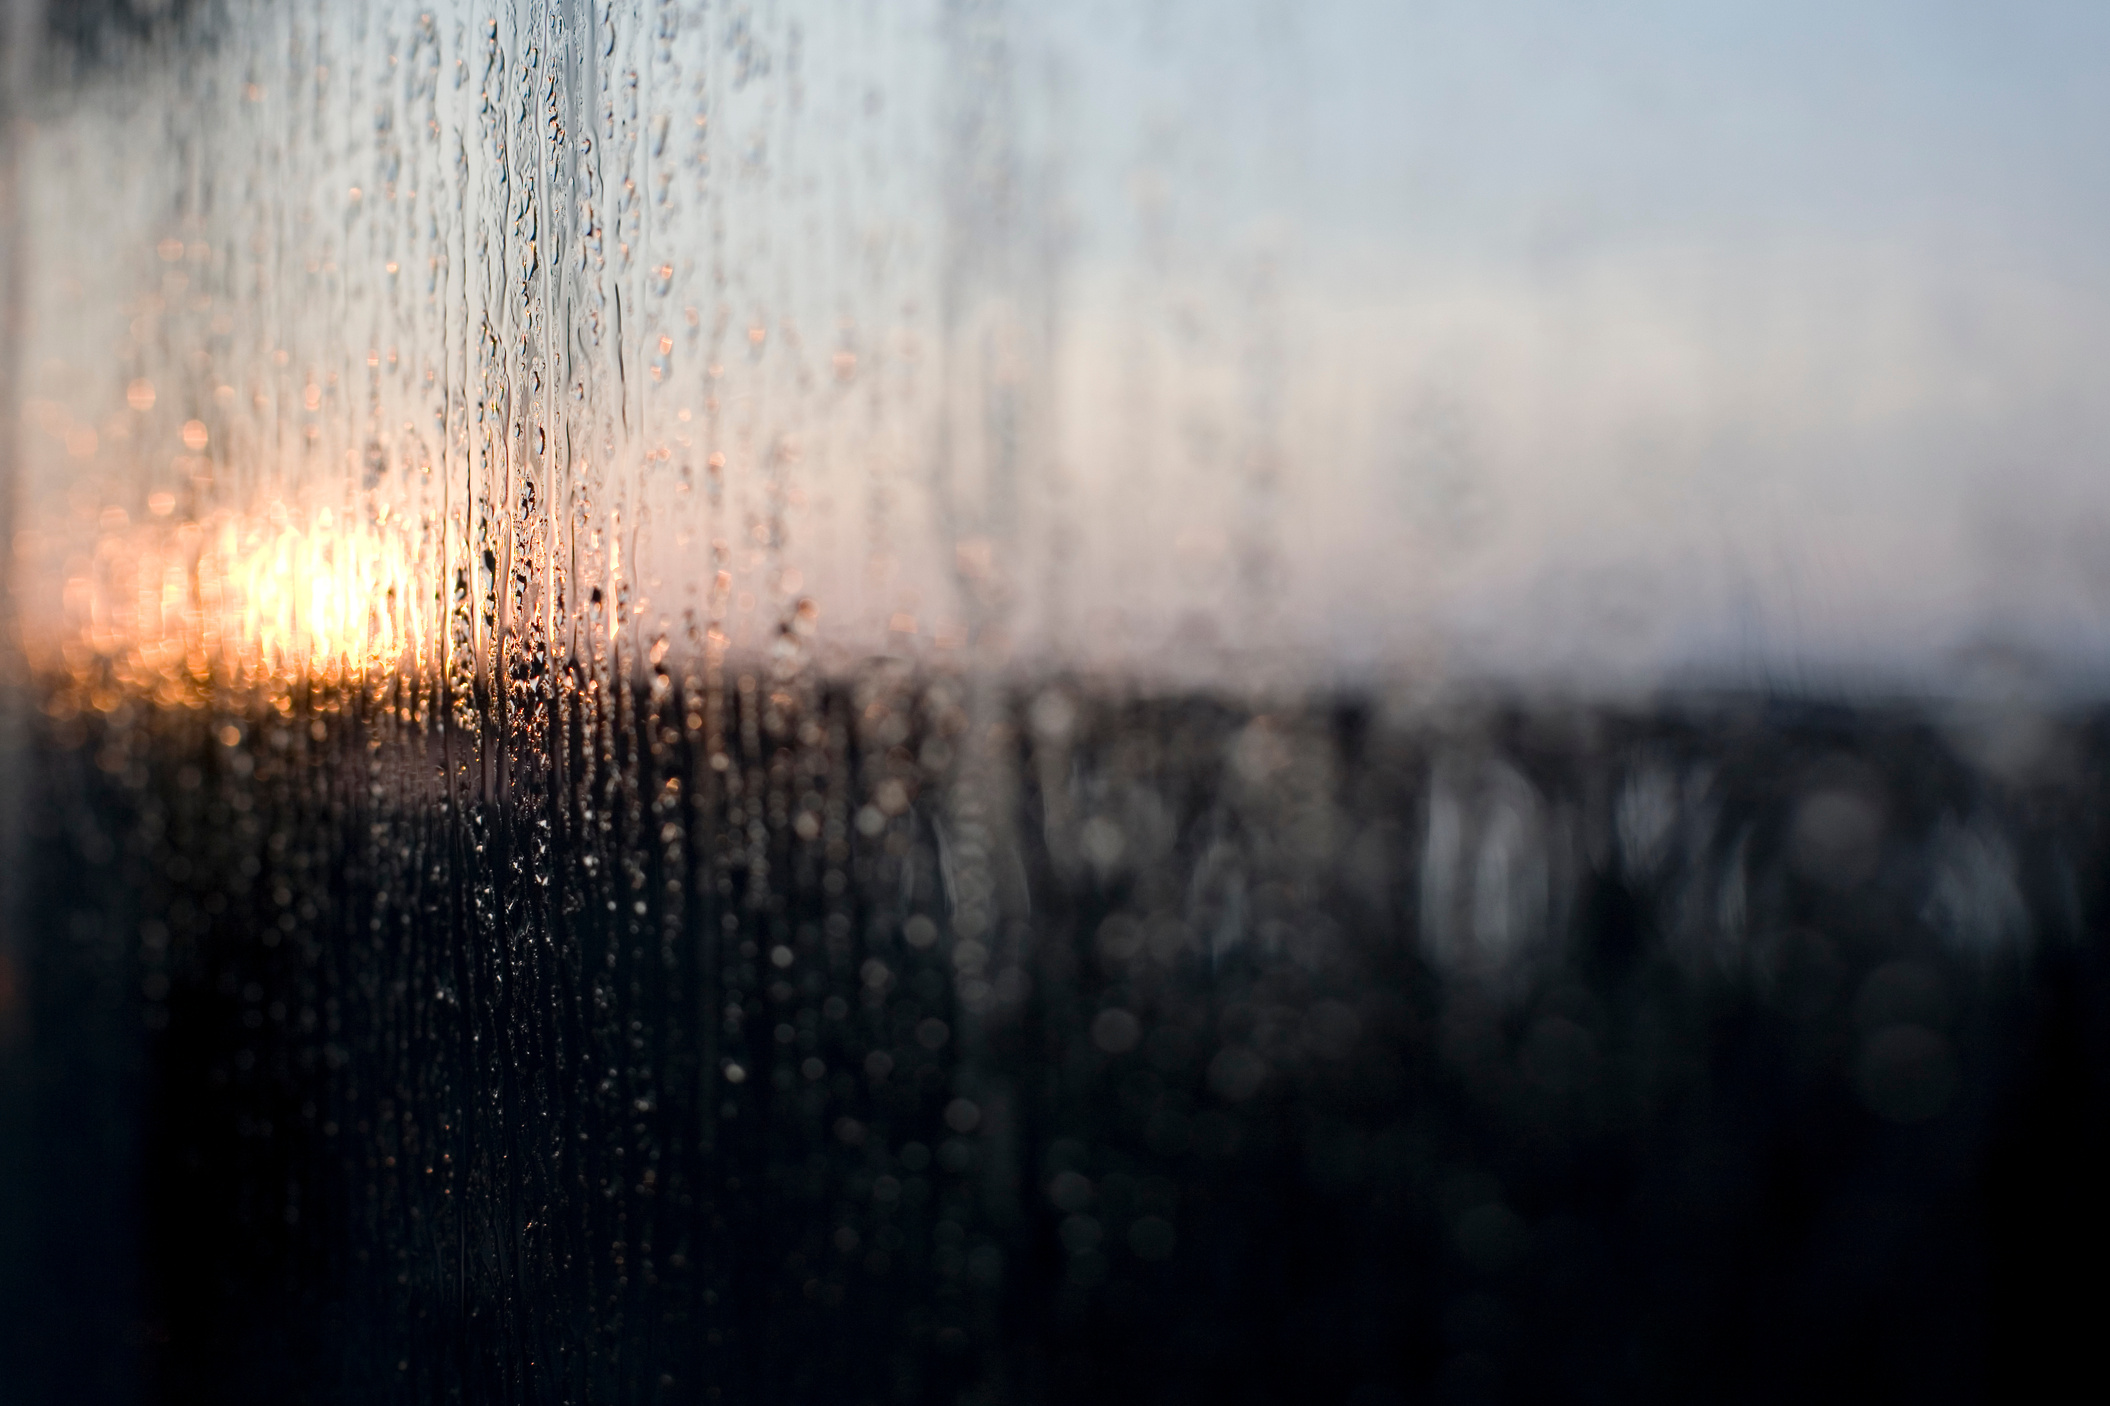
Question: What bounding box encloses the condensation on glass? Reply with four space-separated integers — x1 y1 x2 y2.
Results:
2 3 2104 1403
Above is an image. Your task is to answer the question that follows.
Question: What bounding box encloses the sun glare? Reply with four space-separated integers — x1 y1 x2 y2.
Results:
34 494 437 715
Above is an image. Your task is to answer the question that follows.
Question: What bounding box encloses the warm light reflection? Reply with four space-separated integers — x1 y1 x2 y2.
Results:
32 494 441 715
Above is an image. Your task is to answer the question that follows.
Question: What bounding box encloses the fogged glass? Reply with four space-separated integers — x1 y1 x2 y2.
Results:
3 2 2107 1403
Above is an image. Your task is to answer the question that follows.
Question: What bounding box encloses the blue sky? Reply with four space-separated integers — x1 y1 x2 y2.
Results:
20 0 2110 695
1023 0 2110 691
1294 1 2110 264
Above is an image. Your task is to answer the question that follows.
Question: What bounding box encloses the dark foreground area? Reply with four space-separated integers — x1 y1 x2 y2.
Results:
3 675 2107 1403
